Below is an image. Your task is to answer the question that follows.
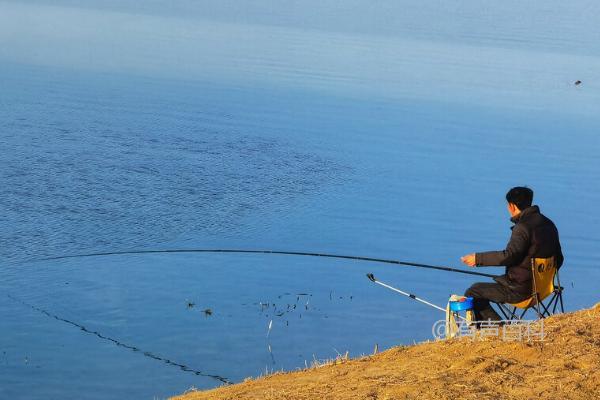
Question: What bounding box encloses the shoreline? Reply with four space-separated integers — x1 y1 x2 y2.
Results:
172 303 600 400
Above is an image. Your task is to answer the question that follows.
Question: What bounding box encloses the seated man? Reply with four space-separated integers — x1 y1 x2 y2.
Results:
461 186 563 321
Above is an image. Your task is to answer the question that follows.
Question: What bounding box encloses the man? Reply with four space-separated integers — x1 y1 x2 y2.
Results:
461 186 563 321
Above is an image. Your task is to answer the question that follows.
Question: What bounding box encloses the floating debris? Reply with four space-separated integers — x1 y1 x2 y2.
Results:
575 80 582 85
202 309 212 317
267 320 273 337
186 301 195 309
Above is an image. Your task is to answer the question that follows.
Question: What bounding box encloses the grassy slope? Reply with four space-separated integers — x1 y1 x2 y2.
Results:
173 303 600 400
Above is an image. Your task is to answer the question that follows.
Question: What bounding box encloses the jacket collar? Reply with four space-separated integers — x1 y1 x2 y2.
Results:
510 205 539 224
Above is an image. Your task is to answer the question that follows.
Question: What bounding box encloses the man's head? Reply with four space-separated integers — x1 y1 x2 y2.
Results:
505 186 533 216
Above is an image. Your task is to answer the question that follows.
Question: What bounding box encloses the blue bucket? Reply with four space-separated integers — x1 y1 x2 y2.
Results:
449 297 474 312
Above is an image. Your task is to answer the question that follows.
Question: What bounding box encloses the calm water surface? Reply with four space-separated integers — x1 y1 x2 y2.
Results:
1 1 599 398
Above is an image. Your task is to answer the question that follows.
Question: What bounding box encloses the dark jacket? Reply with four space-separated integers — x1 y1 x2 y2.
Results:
475 205 563 293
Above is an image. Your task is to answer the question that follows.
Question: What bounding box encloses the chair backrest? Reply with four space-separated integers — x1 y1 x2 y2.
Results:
531 256 557 303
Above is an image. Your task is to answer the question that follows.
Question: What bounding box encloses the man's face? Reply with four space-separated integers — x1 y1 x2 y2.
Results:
507 202 519 217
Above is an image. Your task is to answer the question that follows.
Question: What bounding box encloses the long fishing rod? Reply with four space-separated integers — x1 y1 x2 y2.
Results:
37 248 496 278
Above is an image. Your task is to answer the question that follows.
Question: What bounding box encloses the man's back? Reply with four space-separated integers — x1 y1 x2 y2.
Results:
476 205 563 286
527 208 564 265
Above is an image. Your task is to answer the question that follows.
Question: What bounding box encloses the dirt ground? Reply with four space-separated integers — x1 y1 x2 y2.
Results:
172 303 600 400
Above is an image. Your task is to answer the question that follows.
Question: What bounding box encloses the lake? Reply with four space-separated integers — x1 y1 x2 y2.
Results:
1 1 599 398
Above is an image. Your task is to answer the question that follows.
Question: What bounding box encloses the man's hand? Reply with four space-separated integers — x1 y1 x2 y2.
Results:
461 253 477 267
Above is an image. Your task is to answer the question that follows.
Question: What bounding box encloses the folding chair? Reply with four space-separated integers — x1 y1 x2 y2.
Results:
495 256 564 320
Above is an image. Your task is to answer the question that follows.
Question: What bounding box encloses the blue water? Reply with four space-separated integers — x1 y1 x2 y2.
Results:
1 1 600 399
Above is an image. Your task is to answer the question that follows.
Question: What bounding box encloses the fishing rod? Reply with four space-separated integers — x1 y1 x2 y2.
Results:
37 248 496 278
366 273 470 322
366 273 446 312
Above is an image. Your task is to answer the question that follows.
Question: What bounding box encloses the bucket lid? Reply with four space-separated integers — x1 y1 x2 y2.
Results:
449 296 474 311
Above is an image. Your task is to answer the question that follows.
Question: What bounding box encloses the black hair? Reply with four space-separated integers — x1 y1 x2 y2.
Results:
506 186 533 210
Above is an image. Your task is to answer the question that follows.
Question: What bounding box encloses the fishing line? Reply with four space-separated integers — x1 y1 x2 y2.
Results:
37 248 496 278
6 294 232 385
7 247 491 380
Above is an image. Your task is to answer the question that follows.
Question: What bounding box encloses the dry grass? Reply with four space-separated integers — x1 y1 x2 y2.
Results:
172 303 600 400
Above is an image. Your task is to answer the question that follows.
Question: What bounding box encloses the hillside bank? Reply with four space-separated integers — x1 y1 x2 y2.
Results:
173 303 600 400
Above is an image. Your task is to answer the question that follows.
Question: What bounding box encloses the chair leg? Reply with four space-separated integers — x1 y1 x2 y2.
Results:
539 300 552 317
533 295 543 319
496 303 511 320
547 290 564 314
550 294 558 314
558 292 565 313
555 272 564 313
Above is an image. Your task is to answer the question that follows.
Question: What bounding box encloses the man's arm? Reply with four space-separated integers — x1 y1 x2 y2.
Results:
475 225 530 267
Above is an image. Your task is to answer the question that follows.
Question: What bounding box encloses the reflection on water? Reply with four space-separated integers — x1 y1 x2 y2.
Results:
1 1 600 399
